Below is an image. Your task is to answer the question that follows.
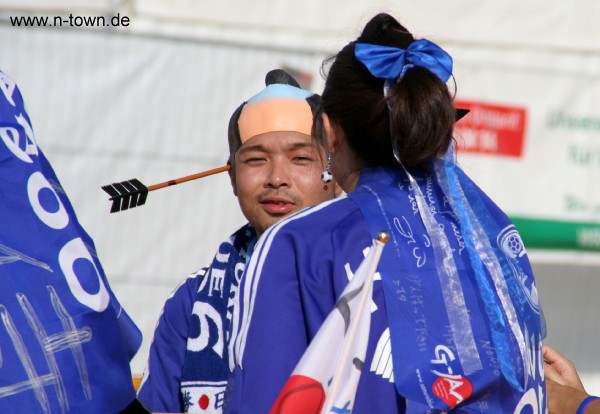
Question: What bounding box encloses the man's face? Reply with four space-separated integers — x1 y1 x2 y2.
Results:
231 131 335 238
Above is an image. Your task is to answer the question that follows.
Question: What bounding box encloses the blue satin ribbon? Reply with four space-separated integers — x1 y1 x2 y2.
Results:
355 39 453 83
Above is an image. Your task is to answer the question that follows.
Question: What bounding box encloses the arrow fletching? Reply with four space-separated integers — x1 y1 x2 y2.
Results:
102 178 148 213
101 165 231 213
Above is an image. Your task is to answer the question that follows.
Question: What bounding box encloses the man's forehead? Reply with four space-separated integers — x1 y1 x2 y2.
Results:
236 131 317 153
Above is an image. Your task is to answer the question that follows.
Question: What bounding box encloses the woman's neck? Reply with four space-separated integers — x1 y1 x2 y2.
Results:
331 147 364 193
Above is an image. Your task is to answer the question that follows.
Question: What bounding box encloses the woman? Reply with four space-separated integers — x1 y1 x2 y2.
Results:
226 13 546 413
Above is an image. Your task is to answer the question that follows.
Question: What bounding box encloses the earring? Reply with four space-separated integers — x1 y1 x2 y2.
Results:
321 153 333 190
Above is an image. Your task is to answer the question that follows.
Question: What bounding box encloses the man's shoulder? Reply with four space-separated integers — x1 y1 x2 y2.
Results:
159 267 209 319
174 267 208 295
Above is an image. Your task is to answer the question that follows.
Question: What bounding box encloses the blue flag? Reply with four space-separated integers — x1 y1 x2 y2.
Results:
0 70 142 413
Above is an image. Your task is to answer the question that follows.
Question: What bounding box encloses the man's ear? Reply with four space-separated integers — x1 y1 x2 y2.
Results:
227 159 237 196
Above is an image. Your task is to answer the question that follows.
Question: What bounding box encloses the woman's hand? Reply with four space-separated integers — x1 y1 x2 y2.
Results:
543 344 585 390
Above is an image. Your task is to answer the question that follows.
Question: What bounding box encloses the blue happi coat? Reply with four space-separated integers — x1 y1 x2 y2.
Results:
0 71 141 413
138 224 255 413
227 166 546 413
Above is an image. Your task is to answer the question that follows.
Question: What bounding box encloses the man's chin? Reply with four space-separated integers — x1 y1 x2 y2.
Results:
261 210 299 232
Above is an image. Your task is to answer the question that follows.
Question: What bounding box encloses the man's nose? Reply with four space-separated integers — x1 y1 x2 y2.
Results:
265 160 291 188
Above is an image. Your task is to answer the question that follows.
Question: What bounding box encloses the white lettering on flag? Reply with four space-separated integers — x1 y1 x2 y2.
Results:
59 238 110 312
27 172 69 230
0 73 16 107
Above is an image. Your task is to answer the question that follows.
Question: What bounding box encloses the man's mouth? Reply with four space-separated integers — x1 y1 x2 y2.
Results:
260 197 295 215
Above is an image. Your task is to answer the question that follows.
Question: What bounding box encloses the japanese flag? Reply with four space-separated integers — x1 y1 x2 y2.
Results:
270 233 389 414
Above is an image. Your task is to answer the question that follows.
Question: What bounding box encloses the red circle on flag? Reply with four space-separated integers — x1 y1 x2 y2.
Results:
199 394 210 410
271 375 325 414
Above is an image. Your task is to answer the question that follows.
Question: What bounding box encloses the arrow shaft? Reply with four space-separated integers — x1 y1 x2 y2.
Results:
147 165 231 191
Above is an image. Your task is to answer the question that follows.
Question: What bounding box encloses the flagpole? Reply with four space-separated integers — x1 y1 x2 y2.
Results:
321 231 389 414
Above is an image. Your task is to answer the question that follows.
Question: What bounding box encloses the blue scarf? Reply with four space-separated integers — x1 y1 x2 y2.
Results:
180 224 255 413
349 165 545 411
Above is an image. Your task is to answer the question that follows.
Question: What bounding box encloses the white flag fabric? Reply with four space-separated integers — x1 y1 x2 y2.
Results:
270 234 388 414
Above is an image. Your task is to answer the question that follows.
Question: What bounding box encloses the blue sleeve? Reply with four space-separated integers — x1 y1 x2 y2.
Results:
225 207 368 413
226 231 313 413
226 225 343 413
137 272 202 412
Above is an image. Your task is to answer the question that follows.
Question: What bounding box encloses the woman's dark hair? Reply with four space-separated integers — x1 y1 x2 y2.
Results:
321 13 455 170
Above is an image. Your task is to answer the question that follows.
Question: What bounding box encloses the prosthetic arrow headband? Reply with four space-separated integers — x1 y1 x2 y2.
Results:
102 70 320 213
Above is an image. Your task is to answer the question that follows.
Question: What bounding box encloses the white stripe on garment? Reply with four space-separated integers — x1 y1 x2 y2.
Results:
231 196 347 369
370 328 394 383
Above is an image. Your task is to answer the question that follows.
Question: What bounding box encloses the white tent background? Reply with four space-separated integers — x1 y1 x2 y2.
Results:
1 0 599 396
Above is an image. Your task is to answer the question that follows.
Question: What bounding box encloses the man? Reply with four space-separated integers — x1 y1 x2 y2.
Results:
137 69 337 413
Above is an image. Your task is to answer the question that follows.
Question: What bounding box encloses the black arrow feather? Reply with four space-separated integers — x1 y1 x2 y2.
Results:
101 179 148 213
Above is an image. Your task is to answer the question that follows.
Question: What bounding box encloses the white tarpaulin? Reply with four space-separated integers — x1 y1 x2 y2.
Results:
1 0 599 394
452 43 600 251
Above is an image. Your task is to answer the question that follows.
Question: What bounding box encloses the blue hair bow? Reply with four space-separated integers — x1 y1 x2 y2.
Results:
355 39 453 83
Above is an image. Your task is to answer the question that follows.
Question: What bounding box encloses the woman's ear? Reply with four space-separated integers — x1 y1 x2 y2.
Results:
322 113 339 153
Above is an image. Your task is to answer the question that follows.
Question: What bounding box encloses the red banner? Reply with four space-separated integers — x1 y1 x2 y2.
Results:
454 100 527 157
